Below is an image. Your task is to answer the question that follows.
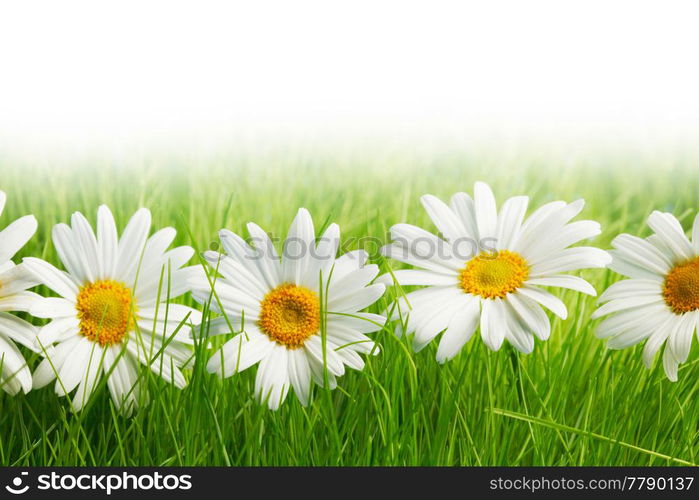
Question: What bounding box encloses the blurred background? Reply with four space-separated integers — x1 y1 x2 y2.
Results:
1 0 698 164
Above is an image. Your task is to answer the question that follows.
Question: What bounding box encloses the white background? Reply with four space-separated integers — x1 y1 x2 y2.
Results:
1 0 698 153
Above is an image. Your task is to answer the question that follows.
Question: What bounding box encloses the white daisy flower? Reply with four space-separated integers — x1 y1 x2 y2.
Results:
593 210 699 381
379 181 611 361
190 208 386 410
0 191 40 395
23 205 201 414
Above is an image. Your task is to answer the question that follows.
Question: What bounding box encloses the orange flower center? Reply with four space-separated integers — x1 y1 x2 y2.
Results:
76 280 135 345
663 257 699 314
459 250 529 299
258 284 320 349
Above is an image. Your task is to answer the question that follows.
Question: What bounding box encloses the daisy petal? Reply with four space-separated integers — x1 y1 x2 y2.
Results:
0 215 37 264
116 208 152 283
412 294 464 351
246 222 282 288
595 303 668 339
507 292 551 341
516 200 582 255
307 355 337 390
255 344 290 410
525 221 602 265
647 211 693 262
70 211 100 283
55 338 94 396
326 324 377 354
104 346 139 415
449 192 479 240
331 249 368 282
327 311 386 334
303 336 345 377
529 247 611 276
608 251 666 281
328 283 385 312
302 223 340 290
96 205 118 278
32 337 81 389
333 345 365 370
436 295 480 363
35 317 80 349
667 312 696 364
517 285 567 319
0 263 40 297
281 208 315 285
495 195 528 250
127 340 186 389
287 348 312 406
598 279 662 303
0 291 42 313
503 302 535 354
0 312 38 350
421 194 468 242
611 234 672 275
642 316 673 368
662 343 679 382
23 257 79 300
218 229 270 290
388 223 463 269
70 343 105 411
591 295 664 320
29 297 76 319
52 223 89 283
526 275 597 296
480 298 506 351
605 311 667 349
207 333 274 377
515 201 567 252
0 334 32 394
329 264 381 297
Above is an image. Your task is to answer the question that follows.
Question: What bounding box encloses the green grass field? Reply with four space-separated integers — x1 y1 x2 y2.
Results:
1 149 698 466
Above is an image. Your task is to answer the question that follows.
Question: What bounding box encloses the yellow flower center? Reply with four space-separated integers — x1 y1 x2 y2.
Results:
76 280 135 345
663 257 699 314
258 284 320 348
459 250 529 299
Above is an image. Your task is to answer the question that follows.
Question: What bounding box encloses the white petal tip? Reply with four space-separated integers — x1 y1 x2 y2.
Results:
435 350 456 364
374 274 393 286
419 194 438 205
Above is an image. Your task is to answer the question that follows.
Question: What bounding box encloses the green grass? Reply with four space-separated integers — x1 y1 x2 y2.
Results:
0 149 698 466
